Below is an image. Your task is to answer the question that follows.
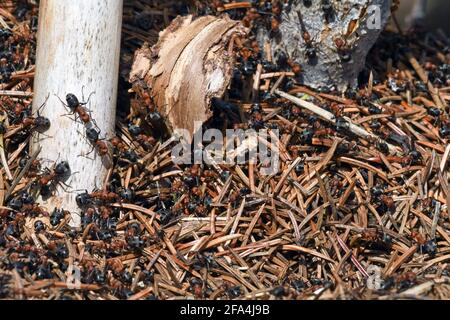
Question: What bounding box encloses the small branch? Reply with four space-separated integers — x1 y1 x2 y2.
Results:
275 89 401 155
0 90 33 97
5 147 41 199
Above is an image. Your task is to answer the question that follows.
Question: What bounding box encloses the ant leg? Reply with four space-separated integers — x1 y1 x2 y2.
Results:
35 93 50 116
79 144 96 159
32 131 53 144
78 153 95 161
61 113 78 122
54 93 69 110
60 180 72 190
53 182 68 194
81 85 86 102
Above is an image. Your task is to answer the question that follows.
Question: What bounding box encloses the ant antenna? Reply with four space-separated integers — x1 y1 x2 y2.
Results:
35 93 50 115
32 131 53 144
54 93 68 109
80 85 96 106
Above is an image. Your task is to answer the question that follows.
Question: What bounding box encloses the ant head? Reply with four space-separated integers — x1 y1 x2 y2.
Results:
55 161 70 176
119 188 135 202
322 0 332 8
334 37 346 48
128 124 142 137
65 93 79 110
34 116 51 133
303 0 312 7
0 122 6 135
123 149 138 163
76 191 91 207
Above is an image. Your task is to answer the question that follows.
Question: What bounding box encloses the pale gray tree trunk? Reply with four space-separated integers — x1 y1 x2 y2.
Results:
257 0 392 91
32 0 123 227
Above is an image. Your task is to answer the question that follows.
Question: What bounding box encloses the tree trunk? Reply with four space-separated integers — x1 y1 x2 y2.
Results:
257 0 392 91
31 0 123 227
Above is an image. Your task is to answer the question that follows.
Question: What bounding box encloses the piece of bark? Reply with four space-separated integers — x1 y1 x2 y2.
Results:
130 15 248 139
256 0 392 91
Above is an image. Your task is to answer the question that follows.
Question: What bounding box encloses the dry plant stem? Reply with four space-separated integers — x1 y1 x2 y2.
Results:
0 137 12 180
275 89 401 155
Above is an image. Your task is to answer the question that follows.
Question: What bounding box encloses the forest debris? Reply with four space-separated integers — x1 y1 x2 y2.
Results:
130 15 248 138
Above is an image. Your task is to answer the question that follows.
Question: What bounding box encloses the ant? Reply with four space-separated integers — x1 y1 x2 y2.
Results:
75 189 117 207
75 188 132 207
35 161 71 196
56 88 97 127
19 156 41 178
333 37 352 62
2 97 28 122
287 59 302 75
321 0 335 23
22 115 50 134
302 0 312 8
80 127 113 168
270 16 281 36
242 8 261 28
332 19 360 62
296 11 318 62
128 124 156 150
90 189 120 203
85 127 109 157
110 136 127 153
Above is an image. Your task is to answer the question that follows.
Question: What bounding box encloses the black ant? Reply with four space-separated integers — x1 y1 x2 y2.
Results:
321 0 335 23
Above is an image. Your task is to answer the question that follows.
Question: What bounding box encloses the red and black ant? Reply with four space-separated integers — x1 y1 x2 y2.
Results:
12 94 51 135
22 114 50 134
110 136 127 153
333 36 352 63
296 11 319 63
81 127 113 168
75 187 134 208
56 87 97 127
332 19 359 63
35 161 71 197
89 189 120 203
128 124 156 150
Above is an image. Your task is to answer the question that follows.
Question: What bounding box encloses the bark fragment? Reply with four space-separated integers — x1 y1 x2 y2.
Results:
130 15 248 139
